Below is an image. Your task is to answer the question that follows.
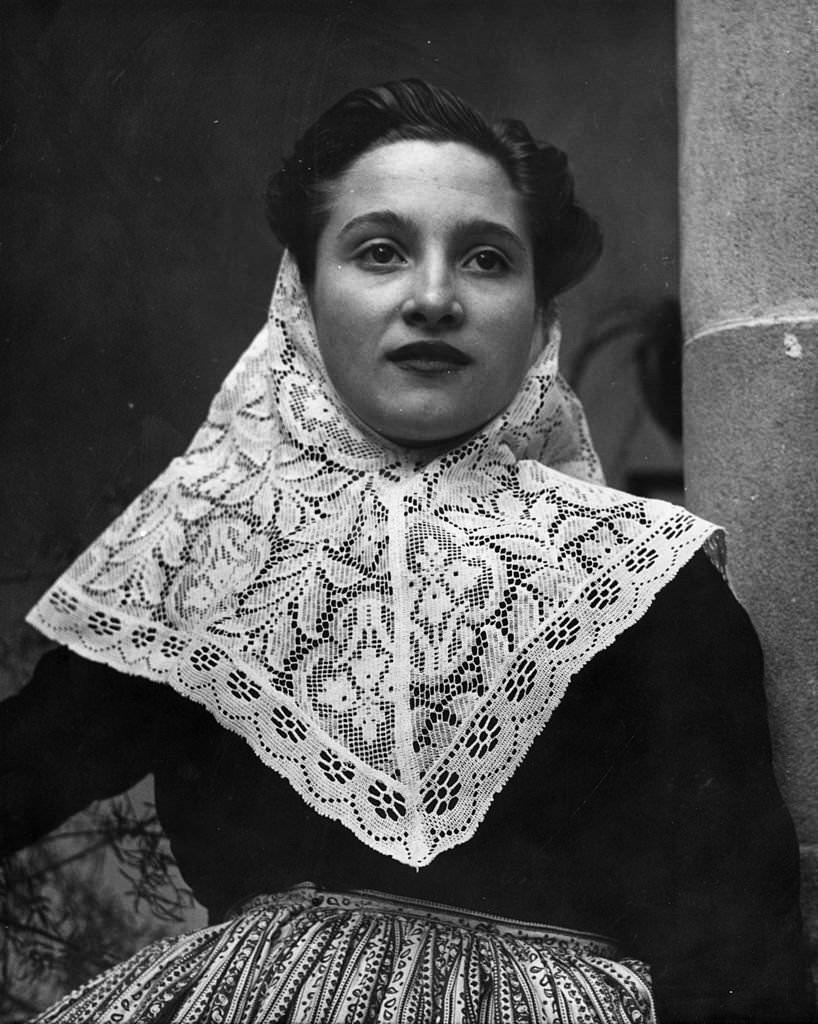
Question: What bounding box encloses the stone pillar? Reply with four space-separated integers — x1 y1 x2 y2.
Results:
678 0 818 983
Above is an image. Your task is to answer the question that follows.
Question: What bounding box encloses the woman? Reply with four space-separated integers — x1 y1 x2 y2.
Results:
2 80 812 1023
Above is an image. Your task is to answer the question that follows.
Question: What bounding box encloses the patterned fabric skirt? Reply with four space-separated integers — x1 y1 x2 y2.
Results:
32 882 656 1023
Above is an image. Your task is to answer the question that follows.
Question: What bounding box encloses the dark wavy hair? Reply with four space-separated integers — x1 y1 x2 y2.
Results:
265 79 602 304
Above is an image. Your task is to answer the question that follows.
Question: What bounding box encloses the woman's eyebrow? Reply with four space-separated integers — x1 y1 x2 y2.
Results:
453 219 529 254
337 210 410 238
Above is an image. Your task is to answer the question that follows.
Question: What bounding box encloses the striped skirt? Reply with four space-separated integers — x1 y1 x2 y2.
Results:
32 882 656 1023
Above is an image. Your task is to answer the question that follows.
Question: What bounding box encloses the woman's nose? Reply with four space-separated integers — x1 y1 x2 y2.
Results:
400 265 464 329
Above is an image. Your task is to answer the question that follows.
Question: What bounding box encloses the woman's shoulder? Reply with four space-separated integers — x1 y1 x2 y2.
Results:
592 547 772 763
17 644 178 704
563 546 767 752
2 646 205 759
619 547 762 666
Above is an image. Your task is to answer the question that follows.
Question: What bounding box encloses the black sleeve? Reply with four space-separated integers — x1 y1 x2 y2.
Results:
0 646 185 855
618 553 814 1023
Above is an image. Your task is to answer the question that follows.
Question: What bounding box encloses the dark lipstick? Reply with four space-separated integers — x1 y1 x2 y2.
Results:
388 341 471 371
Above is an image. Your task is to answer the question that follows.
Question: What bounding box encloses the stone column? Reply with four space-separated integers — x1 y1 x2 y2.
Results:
678 0 818 980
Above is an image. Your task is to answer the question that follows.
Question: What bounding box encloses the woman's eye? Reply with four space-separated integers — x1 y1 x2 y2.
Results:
359 243 403 266
466 249 508 272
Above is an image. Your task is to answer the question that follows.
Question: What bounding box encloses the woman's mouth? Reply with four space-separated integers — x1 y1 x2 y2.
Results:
387 341 471 373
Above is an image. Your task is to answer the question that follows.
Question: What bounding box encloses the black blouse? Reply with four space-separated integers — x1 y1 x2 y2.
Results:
1 552 813 1022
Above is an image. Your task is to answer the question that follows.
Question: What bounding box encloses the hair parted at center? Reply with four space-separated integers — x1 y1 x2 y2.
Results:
265 79 602 304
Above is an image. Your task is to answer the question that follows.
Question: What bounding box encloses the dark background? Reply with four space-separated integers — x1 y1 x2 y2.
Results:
1 0 679 660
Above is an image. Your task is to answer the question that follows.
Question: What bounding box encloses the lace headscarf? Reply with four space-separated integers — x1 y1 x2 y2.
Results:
28 253 720 867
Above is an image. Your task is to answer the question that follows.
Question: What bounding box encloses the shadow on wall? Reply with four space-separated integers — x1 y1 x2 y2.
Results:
568 296 684 502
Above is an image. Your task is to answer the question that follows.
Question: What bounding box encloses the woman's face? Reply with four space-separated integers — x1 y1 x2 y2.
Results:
310 140 538 447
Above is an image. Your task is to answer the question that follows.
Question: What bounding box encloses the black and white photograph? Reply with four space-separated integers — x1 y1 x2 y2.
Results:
1 2 816 1021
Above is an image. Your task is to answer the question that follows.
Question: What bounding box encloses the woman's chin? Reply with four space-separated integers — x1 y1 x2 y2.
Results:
348 397 498 453
374 419 488 452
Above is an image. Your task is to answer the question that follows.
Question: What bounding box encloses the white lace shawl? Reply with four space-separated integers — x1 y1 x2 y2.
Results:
28 252 719 867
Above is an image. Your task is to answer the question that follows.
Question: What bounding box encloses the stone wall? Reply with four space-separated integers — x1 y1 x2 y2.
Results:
678 0 818 987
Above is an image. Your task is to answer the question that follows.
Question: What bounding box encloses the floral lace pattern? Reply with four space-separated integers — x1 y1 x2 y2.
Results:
28 253 719 866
